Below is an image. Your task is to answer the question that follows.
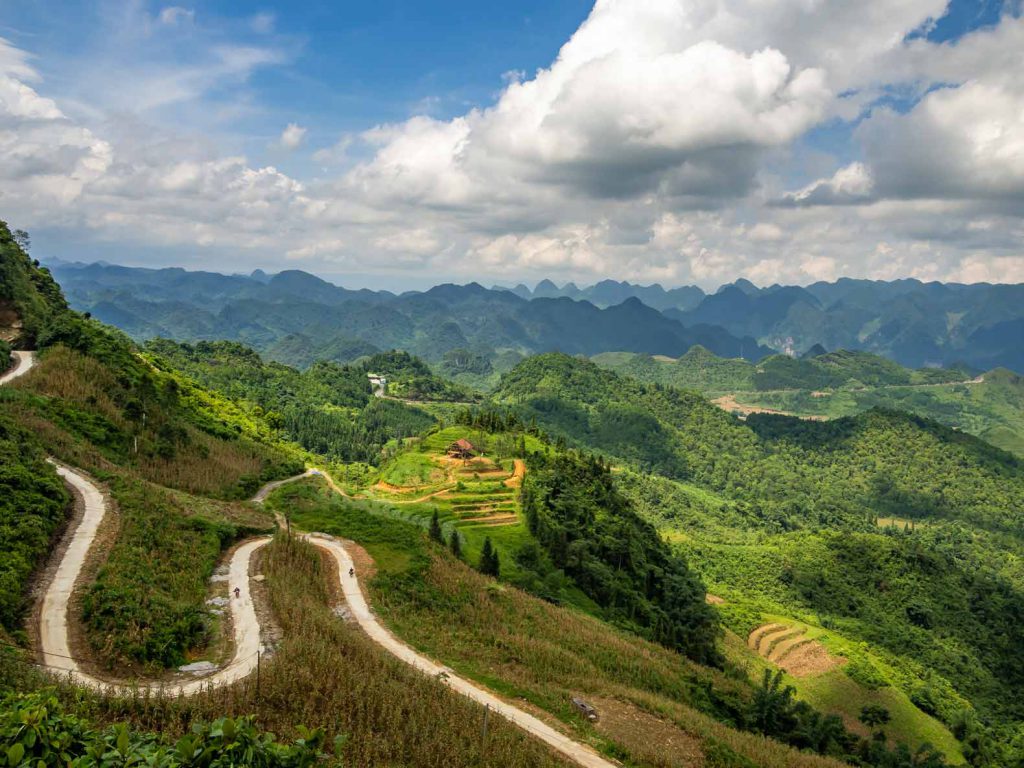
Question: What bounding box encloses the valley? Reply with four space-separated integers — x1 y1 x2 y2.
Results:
2 224 1023 768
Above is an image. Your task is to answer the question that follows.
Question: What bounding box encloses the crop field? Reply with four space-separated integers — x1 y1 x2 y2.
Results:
269 478 851 768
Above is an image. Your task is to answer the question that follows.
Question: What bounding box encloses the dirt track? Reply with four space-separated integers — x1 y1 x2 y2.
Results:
39 462 269 695
1 341 615 768
0 350 35 384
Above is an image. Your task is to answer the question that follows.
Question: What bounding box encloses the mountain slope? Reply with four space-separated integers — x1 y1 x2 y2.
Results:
49 261 771 366
593 347 1024 456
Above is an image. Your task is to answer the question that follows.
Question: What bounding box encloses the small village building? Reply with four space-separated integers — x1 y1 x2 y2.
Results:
367 373 387 396
446 438 476 459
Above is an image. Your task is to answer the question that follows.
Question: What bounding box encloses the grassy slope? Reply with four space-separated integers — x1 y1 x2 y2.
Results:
0 341 303 669
618 472 963 761
270 476 849 768
593 347 1024 457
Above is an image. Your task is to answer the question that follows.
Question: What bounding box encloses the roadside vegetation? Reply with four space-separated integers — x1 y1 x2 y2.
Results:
5 228 1024 766
0 412 68 636
271 475 955 768
594 346 1024 458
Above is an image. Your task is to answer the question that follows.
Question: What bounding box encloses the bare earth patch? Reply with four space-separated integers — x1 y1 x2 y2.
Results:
589 696 704 767
747 623 847 677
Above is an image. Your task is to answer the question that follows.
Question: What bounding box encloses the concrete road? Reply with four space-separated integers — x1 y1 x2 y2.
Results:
39 462 270 696
0 350 35 384
6 346 616 765
306 532 618 768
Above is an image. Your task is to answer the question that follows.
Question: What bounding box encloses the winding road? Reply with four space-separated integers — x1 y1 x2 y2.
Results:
5 351 616 768
0 350 35 385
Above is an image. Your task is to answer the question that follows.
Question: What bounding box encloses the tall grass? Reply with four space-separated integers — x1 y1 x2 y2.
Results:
279 479 848 768
66 537 573 768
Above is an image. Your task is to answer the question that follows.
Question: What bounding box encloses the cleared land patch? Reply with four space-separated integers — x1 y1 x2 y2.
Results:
748 623 846 677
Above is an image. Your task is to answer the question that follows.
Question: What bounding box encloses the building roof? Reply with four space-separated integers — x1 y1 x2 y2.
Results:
451 438 475 451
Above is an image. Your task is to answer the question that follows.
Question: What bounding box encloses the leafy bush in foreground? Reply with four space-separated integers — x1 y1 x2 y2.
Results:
0 692 324 767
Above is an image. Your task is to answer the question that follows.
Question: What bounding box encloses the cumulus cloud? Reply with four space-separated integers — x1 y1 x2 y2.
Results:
348 6 832 209
858 77 1024 205
279 122 307 151
1 0 1022 287
779 162 875 206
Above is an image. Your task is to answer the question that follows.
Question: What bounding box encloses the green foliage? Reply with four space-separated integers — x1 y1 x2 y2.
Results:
496 354 1024 537
0 692 324 767
428 510 443 543
597 345 1024 459
0 223 67 348
593 347 967 394
0 341 10 374
0 415 69 631
81 478 269 669
860 705 892 729
362 349 479 402
521 449 720 665
449 529 462 559
146 340 437 464
478 537 500 577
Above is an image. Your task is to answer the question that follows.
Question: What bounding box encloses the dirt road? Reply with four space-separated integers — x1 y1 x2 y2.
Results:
5 343 616 766
36 467 616 765
39 462 269 695
0 350 35 385
307 532 617 768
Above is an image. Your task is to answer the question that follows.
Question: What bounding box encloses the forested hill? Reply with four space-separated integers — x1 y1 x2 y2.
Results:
592 347 1024 457
145 341 468 465
593 346 972 392
47 261 770 369
493 353 1024 535
0 223 67 347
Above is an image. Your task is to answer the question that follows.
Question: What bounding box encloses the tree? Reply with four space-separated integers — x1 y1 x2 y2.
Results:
750 670 798 737
449 530 462 559
13 229 29 252
479 537 500 577
859 704 891 730
429 510 444 543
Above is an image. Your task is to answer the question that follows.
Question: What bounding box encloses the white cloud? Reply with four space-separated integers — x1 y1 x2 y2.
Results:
158 7 195 26
1 0 1022 288
780 162 875 206
250 12 275 34
279 122 307 150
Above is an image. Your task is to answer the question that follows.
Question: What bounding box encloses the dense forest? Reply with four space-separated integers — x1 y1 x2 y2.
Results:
146 341 442 465
594 346 1024 457
594 346 969 392
521 450 720 664
496 353 1024 535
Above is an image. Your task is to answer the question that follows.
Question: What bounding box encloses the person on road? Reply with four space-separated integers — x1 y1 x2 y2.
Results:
348 567 354 578
234 587 240 598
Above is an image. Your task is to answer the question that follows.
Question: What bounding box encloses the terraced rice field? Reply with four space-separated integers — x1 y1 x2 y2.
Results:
371 445 524 531
747 623 846 677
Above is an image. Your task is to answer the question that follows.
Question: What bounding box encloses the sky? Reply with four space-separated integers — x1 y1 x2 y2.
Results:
0 0 1022 290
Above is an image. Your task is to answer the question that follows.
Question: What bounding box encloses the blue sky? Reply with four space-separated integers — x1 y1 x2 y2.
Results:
0 0 1021 289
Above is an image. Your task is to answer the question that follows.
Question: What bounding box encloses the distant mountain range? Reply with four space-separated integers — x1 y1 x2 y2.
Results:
45 260 1024 374
46 262 769 371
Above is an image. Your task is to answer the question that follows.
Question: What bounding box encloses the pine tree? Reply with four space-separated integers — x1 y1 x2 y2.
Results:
449 529 462 559
479 536 500 577
429 510 444 543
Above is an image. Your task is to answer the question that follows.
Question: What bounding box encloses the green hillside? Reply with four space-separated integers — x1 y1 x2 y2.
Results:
8 233 1024 765
4 236 945 767
0 222 67 347
593 346 968 392
594 347 1024 457
493 352 1024 762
